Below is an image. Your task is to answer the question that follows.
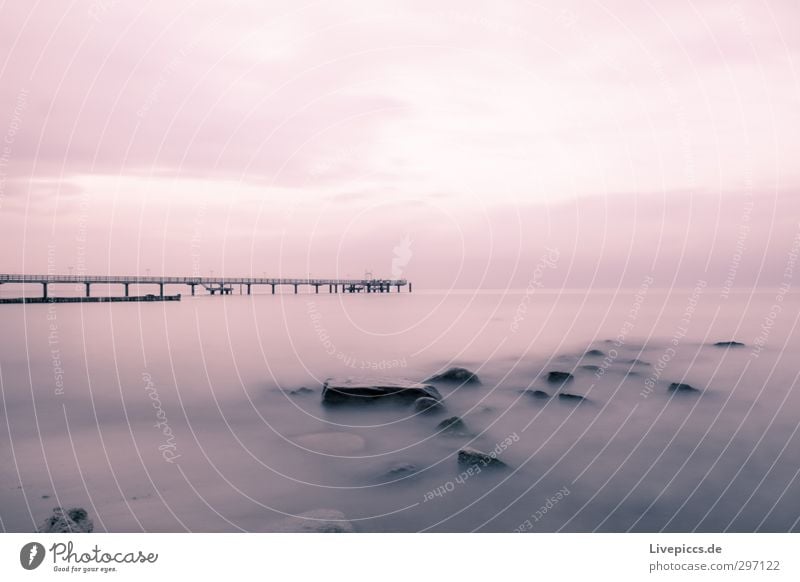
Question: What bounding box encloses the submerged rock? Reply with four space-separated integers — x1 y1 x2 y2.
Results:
38 507 93 533
286 386 314 396
579 364 601 372
668 382 701 394
584 349 606 357
322 377 441 405
546 371 574 384
413 397 444 414
436 416 471 436
426 367 481 385
381 462 419 479
272 509 355 533
524 389 551 399
558 393 588 403
713 341 745 348
622 358 650 365
457 447 507 470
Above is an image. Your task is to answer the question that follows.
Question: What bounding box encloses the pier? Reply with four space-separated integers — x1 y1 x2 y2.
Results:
0 274 411 299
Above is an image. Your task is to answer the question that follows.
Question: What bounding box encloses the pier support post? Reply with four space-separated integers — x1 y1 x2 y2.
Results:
191 284 195 296
409 283 412 293
42 282 48 299
271 284 275 295
315 285 319 294
247 284 251 295
396 284 400 293
124 283 129 297
159 283 164 297
85 283 91 297
294 284 298 294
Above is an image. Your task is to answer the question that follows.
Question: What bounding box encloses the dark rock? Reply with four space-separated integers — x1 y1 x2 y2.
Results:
286 386 314 396
579 364 601 372
546 371 574 384
413 396 444 414
426 367 481 385
38 507 93 533
558 393 588 403
272 509 355 533
322 378 441 405
668 382 700 394
584 349 606 357
713 341 745 348
436 416 471 436
457 447 507 470
524 389 551 399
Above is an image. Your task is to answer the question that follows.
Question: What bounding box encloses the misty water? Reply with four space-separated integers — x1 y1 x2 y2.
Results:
1 286 798 532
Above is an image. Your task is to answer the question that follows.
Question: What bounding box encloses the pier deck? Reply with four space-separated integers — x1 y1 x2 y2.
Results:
0 274 411 299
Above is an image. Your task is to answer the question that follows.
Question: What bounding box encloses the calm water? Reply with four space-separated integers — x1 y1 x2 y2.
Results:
1 287 798 532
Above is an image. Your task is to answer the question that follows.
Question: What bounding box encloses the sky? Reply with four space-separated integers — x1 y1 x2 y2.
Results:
1 0 799 288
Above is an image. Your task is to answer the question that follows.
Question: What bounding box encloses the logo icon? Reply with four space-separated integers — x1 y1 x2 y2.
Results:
20 542 46 570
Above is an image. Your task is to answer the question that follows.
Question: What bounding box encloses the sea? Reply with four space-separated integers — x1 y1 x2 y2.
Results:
1 285 798 532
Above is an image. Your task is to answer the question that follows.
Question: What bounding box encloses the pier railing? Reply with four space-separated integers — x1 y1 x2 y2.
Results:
0 273 411 298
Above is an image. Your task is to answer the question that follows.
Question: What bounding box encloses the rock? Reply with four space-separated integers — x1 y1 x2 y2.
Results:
579 364 601 372
322 377 441 405
621 358 649 365
546 371 574 384
413 396 444 414
37 507 93 533
558 393 588 403
286 386 314 396
426 367 481 385
379 463 419 480
272 509 355 533
713 341 745 348
584 349 605 357
668 382 700 394
524 389 551 399
436 416 471 436
293 432 366 454
457 447 507 470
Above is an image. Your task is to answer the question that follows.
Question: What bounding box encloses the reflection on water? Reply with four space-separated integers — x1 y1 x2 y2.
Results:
1 289 798 532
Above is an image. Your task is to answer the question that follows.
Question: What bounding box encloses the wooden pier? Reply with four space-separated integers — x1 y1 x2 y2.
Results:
0 274 411 300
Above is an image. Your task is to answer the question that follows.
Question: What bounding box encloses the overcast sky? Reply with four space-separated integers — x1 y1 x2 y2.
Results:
1 0 798 288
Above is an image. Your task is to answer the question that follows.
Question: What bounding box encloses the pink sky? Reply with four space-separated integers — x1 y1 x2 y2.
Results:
1 0 799 288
